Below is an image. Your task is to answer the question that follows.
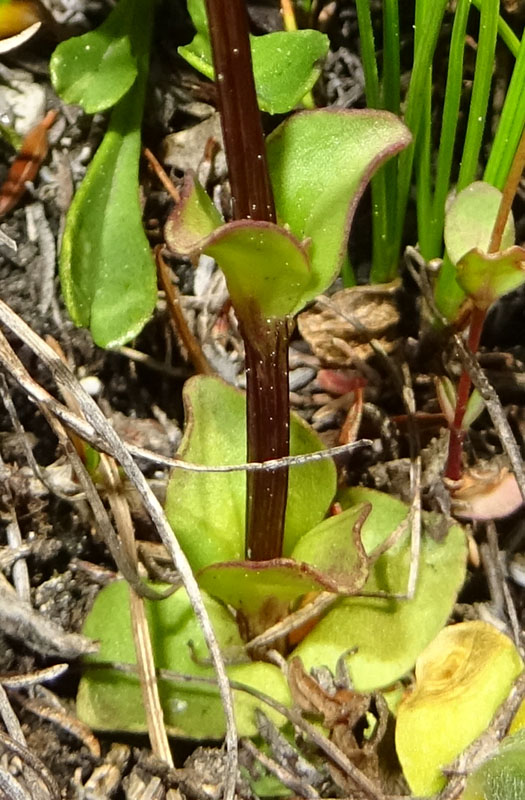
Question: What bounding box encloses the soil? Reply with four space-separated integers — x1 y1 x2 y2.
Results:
0 1 525 798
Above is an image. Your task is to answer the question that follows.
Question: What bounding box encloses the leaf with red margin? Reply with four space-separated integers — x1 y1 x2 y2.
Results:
165 174 311 319
266 109 411 305
166 111 411 318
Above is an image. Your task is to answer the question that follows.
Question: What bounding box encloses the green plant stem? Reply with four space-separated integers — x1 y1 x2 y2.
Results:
204 0 290 562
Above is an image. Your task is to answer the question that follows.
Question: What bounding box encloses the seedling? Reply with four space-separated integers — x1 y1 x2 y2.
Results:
437 130 525 485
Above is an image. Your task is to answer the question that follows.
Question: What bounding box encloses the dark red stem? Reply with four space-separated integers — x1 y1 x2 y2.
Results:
204 0 290 560
445 305 486 480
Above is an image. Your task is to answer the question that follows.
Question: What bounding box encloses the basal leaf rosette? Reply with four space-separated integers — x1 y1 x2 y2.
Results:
395 621 523 796
197 504 371 638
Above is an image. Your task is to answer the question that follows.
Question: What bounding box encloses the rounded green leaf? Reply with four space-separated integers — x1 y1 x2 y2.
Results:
266 110 411 306
250 30 328 115
50 0 139 113
77 581 290 739
164 376 337 571
395 621 523 796
444 181 515 266
165 177 311 319
290 504 370 589
456 245 525 308
290 487 467 692
204 221 311 319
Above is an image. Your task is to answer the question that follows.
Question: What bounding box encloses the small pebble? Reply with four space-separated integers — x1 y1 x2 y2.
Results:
289 366 316 392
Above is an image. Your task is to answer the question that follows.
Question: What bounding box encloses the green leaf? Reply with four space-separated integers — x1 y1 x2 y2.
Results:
462 730 525 800
290 487 467 692
59 32 157 349
165 177 312 319
50 0 141 113
290 504 370 588
197 506 371 629
198 561 330 627
179 0 328 114
250 31 328 114
462 388 484 430
456 245 525 308
444 181 515 266
77 581 290 739
395 621 523 796
164 376 337 571
266 110 411 305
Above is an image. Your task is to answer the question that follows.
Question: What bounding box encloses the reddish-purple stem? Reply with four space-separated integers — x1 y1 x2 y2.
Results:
204 0 290 561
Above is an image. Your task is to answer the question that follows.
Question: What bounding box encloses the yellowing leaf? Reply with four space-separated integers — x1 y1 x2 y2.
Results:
396 621 523 796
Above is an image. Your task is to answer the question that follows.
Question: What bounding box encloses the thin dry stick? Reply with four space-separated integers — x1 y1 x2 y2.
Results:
0 302 239 800
99 455 174 768
0 683 25 745
246 591 337 651
241 737 320 799
47 338 175 767
0 376 31 602
155 246 213 376
143 147 181 204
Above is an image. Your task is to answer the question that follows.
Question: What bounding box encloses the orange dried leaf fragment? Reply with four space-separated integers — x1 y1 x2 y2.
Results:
0 109 57 218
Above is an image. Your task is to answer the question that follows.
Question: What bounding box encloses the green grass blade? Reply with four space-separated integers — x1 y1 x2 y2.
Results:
457 0 499 190
355 0 380 107
355 0 389 281
382 0 400 114
427 0 471 257
393 0 449 261
471 0 520 56
416 71 433 258
485 30 525 188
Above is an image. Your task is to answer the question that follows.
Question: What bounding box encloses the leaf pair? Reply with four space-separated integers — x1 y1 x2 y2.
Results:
166 110 411 326
445 181 525 309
